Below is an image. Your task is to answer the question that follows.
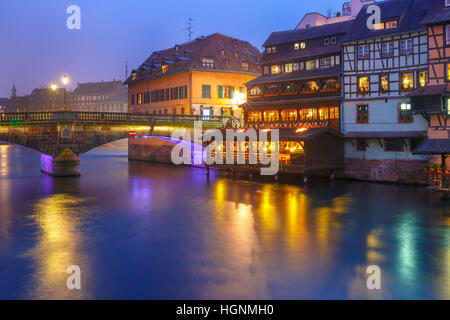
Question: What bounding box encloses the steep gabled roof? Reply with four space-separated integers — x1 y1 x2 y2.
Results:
72 80 125 95
421 0 450 25
125 33 261 84
341 0 430 43
263 20 353 47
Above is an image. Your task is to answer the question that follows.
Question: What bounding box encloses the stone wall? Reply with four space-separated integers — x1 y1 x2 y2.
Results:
128 137 176 164
340 158 428 184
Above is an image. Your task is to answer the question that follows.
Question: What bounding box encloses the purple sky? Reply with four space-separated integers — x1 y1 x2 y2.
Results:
0 0 343 97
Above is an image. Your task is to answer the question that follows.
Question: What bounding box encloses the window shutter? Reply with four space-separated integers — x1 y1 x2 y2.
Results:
218 85 223 98
231 86 235 98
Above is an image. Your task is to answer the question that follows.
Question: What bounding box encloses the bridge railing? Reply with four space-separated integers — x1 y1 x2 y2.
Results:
0 111 242 128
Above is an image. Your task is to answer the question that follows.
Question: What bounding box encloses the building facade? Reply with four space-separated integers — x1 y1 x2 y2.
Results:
68 80 128 113
0 98 8 113
341 0 431 184
125 33 261 120
410 0 450 187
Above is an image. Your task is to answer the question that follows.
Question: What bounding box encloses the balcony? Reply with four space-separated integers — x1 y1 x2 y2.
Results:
248 89 340 103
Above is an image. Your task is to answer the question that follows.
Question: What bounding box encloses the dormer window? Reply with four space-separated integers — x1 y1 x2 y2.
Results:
201 57 215 69
331 37 336 45
324 38 330 46
294 42 305 50
374 20 398 30
267 46 277 54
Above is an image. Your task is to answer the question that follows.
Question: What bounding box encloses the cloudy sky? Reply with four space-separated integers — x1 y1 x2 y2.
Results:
0 0 343 97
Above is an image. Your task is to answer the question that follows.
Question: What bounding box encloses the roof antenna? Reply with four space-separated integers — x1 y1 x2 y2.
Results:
186 18 194 41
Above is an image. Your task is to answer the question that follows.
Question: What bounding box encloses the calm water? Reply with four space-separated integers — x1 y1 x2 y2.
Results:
0 141 449 300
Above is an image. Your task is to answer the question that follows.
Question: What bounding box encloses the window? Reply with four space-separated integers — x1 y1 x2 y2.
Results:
271 65 280 74
272 46 277 53
382 42 394 57
162 65 168 74
324 38 330 46
319 107 329 120
374 22 385 30
264 66 270 75
299 108 317 121
302 81 319 92
358 45 369 59
281 110 297 121
202 58 215 69
306 60 316 70
398 103 413 122
224 86 235 98
445 25 450 45
380 75 389 93
131 94 135 105
248 111 262 122
202 85 211 98
320 57 332 68
385 139 404 152
249 87 262 96
285 63 293 73
263 110 279 122
294 42 306 50
265 85 278 95
267 47 272 54
401 73 414 90
419 71 428 87
242 62 249 71
400 39 413 55
137 93 142 104
356 105 369 123
293 63 300 72
321 79 340 91
358 77 370 94
386 21 398 29
331 37 336 45
356 139 368 152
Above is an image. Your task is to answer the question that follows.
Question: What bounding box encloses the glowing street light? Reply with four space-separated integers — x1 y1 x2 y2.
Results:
61 75 69 110
50 83 58 111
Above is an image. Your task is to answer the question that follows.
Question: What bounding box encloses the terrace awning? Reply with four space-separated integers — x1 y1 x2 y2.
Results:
413 139 450 155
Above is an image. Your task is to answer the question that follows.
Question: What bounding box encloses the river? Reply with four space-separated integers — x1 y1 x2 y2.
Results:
0 141 449 299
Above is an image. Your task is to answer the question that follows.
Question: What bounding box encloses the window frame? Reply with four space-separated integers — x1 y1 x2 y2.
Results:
202 85 211 99
358 45 370 59
398 103 413 123
400 39 413 55
356 104 369 124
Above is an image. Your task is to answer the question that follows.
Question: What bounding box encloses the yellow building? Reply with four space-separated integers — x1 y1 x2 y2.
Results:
125 33 261 119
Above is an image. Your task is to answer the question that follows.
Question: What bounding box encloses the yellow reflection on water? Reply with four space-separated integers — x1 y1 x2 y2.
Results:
0 144 11 177
23 194 90 299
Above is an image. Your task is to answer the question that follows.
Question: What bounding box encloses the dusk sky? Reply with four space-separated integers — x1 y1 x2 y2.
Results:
0 0 343 97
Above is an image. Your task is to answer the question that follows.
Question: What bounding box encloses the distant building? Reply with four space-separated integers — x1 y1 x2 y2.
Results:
68 80 128 113
0 98 8 113
125 33 261 119
7 84 30 112
29 88 66 111
296 0 374 29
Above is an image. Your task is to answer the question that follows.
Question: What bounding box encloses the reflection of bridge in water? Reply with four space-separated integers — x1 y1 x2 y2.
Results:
0 112 238 176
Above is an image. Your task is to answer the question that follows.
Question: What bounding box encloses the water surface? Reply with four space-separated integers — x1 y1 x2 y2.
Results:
0 141 449 299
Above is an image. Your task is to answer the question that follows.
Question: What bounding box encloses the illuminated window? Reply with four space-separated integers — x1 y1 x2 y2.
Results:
281 110 297 121
329 107 339 119
398 103 412 122
131 73 137 80
300 42 306 49
320 57 332 68
271 65 280 74
322 79 340 91
285 63 293 73
400 39 413 55
299 108 317 121
356 105 369 123
249 87 262 96
267 47 271 54
294 43 300 50
380 75 389 93
263 110 279 122
201 58 215 69
401 73 414 90
248 111 262 122
419 71 428 87
137 93 142 104
306 60 316 70
302 81 319 92
358 45 369 59
447 64 450 81
386 21 398 29
358 77 370 93
382 42 394 57
373 22 385 30
162 65 168 74
319 107 329 120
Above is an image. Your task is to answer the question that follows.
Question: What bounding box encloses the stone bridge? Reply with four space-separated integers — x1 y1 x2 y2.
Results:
0 111 238 176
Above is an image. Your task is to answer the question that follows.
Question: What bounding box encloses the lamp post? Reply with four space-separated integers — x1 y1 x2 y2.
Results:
50 83 57 112
62 75 69 110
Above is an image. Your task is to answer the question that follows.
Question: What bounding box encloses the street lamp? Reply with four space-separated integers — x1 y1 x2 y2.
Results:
62 75 69 110
50 83 57 112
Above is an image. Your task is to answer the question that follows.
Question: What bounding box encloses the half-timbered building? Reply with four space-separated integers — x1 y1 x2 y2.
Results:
410 0 450 189
240 21 352 173
341 0 431 183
